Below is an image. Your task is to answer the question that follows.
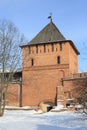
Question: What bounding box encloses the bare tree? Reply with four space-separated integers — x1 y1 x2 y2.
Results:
72 77 87 113
0 19 26 116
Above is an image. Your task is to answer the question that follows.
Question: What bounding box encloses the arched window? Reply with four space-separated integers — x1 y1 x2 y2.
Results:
57 56 60 64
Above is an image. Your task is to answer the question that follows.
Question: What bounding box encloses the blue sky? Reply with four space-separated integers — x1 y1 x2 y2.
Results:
0 0 87 72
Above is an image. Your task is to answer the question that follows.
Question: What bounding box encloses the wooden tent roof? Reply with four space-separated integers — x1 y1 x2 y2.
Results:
28 21 66 45
20 20 80 55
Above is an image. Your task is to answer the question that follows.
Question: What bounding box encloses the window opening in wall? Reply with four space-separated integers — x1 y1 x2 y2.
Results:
60 43 62 51
57 56 60 64
3 93 5 99
31 59 34 66
36 45 38 53
40 49 41 53
52 43 54 52
44 44 46 53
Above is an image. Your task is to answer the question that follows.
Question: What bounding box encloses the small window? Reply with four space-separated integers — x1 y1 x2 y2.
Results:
57 56 60 64
36 45 38 53
60 43 62 51
44 44 46 53
40 49 41 53
52 43 54 52
31 59 34 66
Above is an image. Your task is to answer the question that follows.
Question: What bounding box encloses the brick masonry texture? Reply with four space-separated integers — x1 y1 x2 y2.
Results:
22 41 79 106
6 83 20 106
6 42 87 106
6 20 87 107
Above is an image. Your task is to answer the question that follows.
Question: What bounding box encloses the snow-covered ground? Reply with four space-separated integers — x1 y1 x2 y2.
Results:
0 110 87 130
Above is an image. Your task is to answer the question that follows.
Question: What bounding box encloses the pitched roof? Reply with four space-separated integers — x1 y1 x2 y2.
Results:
28 21 66 45
20 21 80 55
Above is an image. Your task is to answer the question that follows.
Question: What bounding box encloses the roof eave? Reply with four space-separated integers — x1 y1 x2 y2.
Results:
19 44 28 48
20 40 80 55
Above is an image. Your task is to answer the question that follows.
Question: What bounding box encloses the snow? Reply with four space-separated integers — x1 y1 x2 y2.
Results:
5 106 32 110
0 110 87 130
75 104 83 109
53 105 67 111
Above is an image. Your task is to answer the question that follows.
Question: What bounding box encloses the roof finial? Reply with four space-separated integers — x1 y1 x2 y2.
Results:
48 13 52 22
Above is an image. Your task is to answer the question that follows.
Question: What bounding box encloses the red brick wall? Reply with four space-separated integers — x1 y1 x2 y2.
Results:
69 43 78 74
22 65 69 106
6 83 20 106
23 42 70 68
63 77 87 100
22 41 78 106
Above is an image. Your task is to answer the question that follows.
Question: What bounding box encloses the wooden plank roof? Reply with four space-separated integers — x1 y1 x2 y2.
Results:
20 21 80 55
28 21 66 45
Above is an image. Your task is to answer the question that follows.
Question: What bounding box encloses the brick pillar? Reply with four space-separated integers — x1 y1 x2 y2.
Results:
56 86 65 106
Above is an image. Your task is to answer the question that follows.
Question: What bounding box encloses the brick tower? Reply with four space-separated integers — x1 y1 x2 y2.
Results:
20 20 79 106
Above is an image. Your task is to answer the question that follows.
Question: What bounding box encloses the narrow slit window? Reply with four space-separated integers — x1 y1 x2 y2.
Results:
40 49 41 53
31 59 34 66
57 56 60 64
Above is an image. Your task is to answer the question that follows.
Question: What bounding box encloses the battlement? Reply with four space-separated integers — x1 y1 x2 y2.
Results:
27 42 64 55
73 72 87 78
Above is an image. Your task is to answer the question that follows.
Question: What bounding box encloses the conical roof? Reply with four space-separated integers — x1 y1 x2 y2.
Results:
28 21 66 45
